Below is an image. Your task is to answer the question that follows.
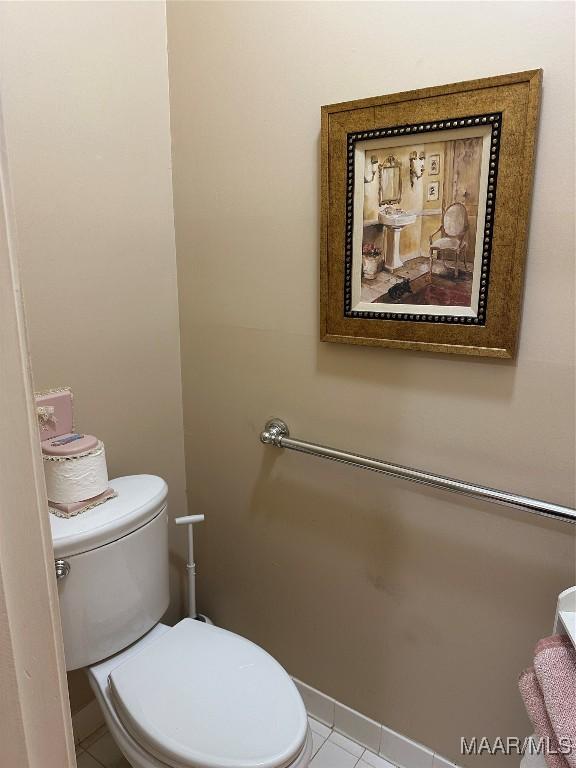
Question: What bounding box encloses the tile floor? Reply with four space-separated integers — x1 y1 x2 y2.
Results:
308 717 397 768
75 716 399 768
76 726 131 768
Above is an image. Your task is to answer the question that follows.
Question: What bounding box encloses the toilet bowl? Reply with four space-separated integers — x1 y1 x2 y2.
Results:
50 475 311 768
89 621 312 768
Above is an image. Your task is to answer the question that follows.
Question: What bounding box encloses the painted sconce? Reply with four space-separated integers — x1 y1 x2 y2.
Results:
409 151 426 187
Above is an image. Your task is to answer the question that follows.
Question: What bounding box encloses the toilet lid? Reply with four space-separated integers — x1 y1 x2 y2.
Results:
109 619 308 768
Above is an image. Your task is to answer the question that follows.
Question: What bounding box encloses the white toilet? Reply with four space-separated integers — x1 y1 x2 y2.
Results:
51 474 312 768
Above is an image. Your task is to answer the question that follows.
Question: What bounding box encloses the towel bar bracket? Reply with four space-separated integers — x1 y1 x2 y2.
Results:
260 418 290 447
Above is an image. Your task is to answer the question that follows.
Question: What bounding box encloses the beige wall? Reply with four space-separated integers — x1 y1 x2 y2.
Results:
0 1 188 713
168 2 575 766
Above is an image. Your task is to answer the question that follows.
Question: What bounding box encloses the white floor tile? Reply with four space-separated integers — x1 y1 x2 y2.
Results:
362 750 398 768
309 716 332 739
310 740 361 768
76 753 104 768
80 724 108 750
312 730 328 757
85 730 131 767
329 730 365 758
359 761 390 768
72 700 106 745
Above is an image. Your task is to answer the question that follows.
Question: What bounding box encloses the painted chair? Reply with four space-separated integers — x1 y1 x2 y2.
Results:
429 202 469 278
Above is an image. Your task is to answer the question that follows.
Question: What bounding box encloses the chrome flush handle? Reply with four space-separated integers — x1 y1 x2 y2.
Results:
54 559 70 580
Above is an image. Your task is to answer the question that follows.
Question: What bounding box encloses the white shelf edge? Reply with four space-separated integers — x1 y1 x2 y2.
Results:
558 611 576 648
555 586 576 648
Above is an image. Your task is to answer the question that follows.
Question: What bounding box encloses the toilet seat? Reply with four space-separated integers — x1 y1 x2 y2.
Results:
108 619 309 768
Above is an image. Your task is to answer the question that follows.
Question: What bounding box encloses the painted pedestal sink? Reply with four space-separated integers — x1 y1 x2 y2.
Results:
378 210 417 272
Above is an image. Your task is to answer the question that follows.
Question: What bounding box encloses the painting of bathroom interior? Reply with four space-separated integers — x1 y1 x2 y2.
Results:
360 134 485 311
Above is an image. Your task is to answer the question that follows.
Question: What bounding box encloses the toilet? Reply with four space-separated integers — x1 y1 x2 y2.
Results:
51 474 312 768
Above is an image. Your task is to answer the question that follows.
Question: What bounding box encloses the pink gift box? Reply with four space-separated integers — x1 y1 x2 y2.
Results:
35 388 74 440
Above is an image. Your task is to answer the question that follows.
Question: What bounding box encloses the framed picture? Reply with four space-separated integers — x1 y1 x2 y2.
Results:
429 153 440 175
426 181 440 202
320 70 542 358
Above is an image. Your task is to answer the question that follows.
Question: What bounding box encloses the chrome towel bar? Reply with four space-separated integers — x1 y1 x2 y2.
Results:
260 419 576 524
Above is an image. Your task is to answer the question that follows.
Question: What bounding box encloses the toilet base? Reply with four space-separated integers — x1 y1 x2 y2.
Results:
88 622 312 768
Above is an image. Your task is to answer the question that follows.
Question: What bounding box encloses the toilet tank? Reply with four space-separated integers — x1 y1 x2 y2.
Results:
50 475 170 671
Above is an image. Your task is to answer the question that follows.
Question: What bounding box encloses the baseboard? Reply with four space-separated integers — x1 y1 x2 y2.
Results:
71 699 105 745
292 677 458 768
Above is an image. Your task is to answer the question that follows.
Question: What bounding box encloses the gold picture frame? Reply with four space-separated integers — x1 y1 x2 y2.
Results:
320 70 542 358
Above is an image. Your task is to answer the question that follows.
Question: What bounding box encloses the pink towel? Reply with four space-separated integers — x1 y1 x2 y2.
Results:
534 635 576 768
519 666 569 768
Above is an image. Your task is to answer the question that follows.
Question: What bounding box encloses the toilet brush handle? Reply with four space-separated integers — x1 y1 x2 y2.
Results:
175 515 205 525
174 515 205 619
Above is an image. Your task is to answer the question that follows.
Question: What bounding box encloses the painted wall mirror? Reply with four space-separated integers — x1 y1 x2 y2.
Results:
378 156 402 205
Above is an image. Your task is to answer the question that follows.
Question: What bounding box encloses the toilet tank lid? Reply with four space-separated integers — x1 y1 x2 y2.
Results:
50 475 168 558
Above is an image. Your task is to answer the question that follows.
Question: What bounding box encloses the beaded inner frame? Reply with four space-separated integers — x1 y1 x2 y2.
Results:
343 112 502 325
